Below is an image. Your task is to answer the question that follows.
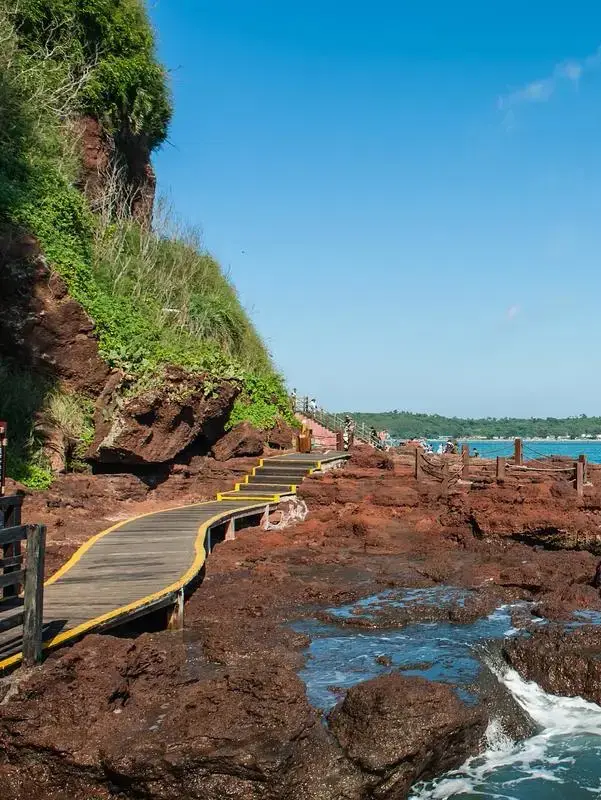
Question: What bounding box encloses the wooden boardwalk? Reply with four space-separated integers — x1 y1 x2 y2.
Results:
0 452 347 672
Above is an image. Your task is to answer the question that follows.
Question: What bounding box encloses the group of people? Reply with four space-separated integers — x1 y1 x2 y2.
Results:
417 438 458 455
289 389 319 415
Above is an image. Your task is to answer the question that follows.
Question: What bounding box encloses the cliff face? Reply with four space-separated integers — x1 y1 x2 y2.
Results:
0 229 109 394
77 115 157 225
0 0 292 486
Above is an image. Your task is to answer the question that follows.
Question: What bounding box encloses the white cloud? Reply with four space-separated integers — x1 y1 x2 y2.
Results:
498 45 601 116
506 305 520 321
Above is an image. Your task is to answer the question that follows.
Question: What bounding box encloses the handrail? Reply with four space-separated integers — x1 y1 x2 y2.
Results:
294 399 375 446
0 507 45 666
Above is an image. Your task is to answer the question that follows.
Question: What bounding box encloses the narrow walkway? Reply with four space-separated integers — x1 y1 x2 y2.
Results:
0 452 347 672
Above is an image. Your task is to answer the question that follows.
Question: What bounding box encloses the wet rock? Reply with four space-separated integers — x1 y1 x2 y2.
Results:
472 646 539 741
503 627 601 704
212 421 265 461
88 367 239 464
280 727 366 800
328 673 487 798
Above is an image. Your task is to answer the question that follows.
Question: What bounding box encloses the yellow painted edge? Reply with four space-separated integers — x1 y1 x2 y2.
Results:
218 494 280 502
0 653 22 670
0 500 267 672
46 500 211 586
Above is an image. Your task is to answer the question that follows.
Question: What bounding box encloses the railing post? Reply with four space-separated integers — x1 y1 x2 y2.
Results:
496 456 506 482
441 460 450 497
22 524 46 667
0 421 6 498
514 438 523 466
461 444 470 480
167 587 184 632
579 454 587 484
2 496 23 599
576 460 584 498
414 449 423 481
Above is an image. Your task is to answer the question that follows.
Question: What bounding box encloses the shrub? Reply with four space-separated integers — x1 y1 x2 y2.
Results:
0 1 292 485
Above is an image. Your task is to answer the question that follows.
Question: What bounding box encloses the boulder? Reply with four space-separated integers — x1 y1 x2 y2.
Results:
349 446 394 471
503 627 601 704
328 673 486 798
267 420 296 450
212 421 265 461
88 368 239 464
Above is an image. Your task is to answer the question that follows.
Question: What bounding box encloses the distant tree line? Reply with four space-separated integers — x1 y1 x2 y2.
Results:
344 411 601 440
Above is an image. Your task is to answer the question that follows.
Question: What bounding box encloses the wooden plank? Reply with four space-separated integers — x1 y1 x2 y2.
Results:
0 526 28 546
22 524 45 666
0 611 23 633
0 569 25 589
0 555 23 569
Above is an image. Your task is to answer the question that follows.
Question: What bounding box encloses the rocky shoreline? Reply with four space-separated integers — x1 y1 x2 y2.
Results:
2 447 601 798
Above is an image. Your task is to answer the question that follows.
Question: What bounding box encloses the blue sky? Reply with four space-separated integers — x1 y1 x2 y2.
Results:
149 1 601 416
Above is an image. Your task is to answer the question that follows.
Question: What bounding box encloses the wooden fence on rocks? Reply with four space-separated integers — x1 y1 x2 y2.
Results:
414 438 590 498
0 495 46 665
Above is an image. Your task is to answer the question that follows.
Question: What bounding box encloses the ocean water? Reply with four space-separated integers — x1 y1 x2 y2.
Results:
293 588 601 799
427 439 601 464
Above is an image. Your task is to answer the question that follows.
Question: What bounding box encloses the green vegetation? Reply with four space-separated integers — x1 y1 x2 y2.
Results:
15 0 171 149
347 410 601 440
0 1 290 486
228 374 297 431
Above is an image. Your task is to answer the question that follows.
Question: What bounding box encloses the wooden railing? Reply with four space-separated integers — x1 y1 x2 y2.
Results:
0 496 45 665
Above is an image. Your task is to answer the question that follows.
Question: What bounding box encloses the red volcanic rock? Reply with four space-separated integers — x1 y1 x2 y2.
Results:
88 368 239 464
0 233 109 394
267 420 296 450
212 421 265 461
349 445 394 471
328 673 486 796
371 485 419 508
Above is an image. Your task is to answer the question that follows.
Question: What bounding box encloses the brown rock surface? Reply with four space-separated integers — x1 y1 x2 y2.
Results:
212 421 265 461
503 626 601 704
4 453 601 797
267 420 296 450
88 368 239 464
328 673 486 796
0 229 109 394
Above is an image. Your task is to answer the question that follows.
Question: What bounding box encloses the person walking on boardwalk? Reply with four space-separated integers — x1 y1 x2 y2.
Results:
343 415 355 451
290 388 297 410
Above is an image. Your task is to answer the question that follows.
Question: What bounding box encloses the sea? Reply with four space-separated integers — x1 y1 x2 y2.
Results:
293 588 601 799
424 439 601 464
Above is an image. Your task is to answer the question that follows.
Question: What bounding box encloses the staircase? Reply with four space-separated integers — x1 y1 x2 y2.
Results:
217 452 348 502
295 401 374 448
295 413 338 450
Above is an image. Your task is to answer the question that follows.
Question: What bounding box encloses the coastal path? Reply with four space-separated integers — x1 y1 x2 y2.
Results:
0 451 348 672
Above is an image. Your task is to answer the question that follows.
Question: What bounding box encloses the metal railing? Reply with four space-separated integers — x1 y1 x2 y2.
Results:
293 398 375 446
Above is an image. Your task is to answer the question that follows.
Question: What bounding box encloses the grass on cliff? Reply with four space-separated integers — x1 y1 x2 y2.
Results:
0 1 292 485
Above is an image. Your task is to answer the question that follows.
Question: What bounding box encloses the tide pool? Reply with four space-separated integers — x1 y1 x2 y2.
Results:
293 588 601 799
